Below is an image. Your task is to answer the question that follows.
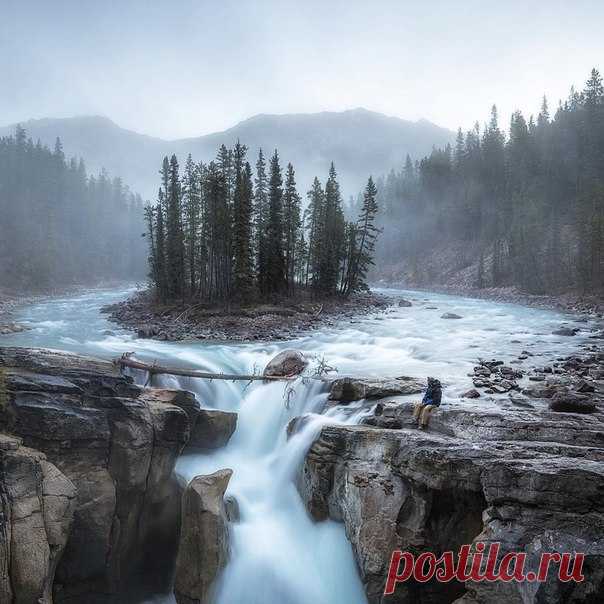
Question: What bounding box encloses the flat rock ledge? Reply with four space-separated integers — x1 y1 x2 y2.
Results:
300 396 604 604
328 376 425 403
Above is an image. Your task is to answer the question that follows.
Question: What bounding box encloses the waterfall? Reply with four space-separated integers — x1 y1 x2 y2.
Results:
168 373 369 604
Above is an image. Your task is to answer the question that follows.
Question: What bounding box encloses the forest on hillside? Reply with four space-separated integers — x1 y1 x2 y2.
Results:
145 144 379 304
368 68 604 294
0 126 146 290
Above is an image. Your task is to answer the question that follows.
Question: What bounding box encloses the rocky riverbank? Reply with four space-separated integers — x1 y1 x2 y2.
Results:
0 290 30 335
102 288 391 341
298 336 604 603
378 279 604 316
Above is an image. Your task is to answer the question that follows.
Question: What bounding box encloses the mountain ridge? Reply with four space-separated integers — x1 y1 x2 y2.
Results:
0 110 454 199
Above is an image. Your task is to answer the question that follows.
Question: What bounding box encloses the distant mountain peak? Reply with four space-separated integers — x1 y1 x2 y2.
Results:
0 110 454 199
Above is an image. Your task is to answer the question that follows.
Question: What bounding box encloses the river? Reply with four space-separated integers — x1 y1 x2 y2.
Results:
0 286 593 603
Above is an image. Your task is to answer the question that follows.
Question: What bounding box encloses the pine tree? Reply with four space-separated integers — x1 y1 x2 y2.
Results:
537 95 550 127
283 162 302 293
254 149 269 295
182 154 201 295
154 192 167 301
343 176 380 294
266 150 286 294
165 154 185 299
584 68 604 106
305 177 325 287
315 163 346 295
454 128 465 171
232 142 254 302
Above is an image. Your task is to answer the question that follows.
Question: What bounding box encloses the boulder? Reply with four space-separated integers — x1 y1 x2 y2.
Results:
398 299 412 307
552 327 579 337
0 433 77 604
549 391 597 414
328 376 425 403
441 312 462 319
137 325 157 339
463 388 481 399
263 349 308 377
224 495 240 523
141 387 200 426
175 469 232 604
0 347 192 601
0 323 28 335
576 379 596 393
188 408 237 450
286 414 314 438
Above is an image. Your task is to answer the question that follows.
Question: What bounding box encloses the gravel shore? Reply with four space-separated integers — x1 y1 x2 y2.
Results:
102 289 392 342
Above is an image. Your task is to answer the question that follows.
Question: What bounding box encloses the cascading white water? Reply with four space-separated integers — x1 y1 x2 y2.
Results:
171 375 369 604
1 285 595 603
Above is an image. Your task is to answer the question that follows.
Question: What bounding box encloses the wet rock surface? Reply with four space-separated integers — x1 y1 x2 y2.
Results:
0 347 193 602
301 394 604 603
263 349 309 377
0 433 77 604
188 408 237 450
471 359 523 393
328 376 425 403
175 469 232 604
552 326 580 336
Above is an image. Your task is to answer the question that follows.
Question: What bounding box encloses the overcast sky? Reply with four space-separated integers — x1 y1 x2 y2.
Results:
2 0 602 139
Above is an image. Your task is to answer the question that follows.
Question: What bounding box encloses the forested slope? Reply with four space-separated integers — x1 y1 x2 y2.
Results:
0 126 146 290
368 68 604 295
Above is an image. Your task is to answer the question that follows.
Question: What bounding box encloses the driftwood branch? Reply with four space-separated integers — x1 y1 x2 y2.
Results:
115 355 297 382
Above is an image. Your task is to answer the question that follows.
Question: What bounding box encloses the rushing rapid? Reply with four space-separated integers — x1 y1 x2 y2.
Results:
1 286 593 603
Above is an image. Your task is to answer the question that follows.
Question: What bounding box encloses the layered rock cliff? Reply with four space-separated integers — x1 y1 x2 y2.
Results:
0 347 195 603
301 400 604 603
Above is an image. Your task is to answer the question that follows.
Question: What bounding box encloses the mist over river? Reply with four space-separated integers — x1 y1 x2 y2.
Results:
0 286 595 604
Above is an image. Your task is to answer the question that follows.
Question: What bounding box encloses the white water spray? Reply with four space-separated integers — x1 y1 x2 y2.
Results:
173 375 368 604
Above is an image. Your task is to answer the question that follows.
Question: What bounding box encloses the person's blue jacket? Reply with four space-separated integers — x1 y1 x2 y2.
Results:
422 378 442 407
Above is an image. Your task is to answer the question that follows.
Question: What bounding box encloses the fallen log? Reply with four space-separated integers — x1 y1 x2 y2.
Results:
114 355 298 382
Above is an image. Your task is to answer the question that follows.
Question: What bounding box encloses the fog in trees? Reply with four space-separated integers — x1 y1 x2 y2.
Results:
366 68 604 295
0 126 146 290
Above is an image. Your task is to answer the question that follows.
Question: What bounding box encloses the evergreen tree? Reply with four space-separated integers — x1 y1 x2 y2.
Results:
0 126 146 289
142 143 380 304
343 176 380 294
154 192 168 300
254 149 270 295
232 142 255 301
182 154 201 294
165 154 185 299
283 163 302 293
305 177 325 287
365 67 604 295
266 150 286 294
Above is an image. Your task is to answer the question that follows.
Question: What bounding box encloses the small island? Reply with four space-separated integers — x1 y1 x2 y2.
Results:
106 142 384 340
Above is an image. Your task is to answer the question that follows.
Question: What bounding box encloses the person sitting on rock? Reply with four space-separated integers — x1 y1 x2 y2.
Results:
413 377 442 429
